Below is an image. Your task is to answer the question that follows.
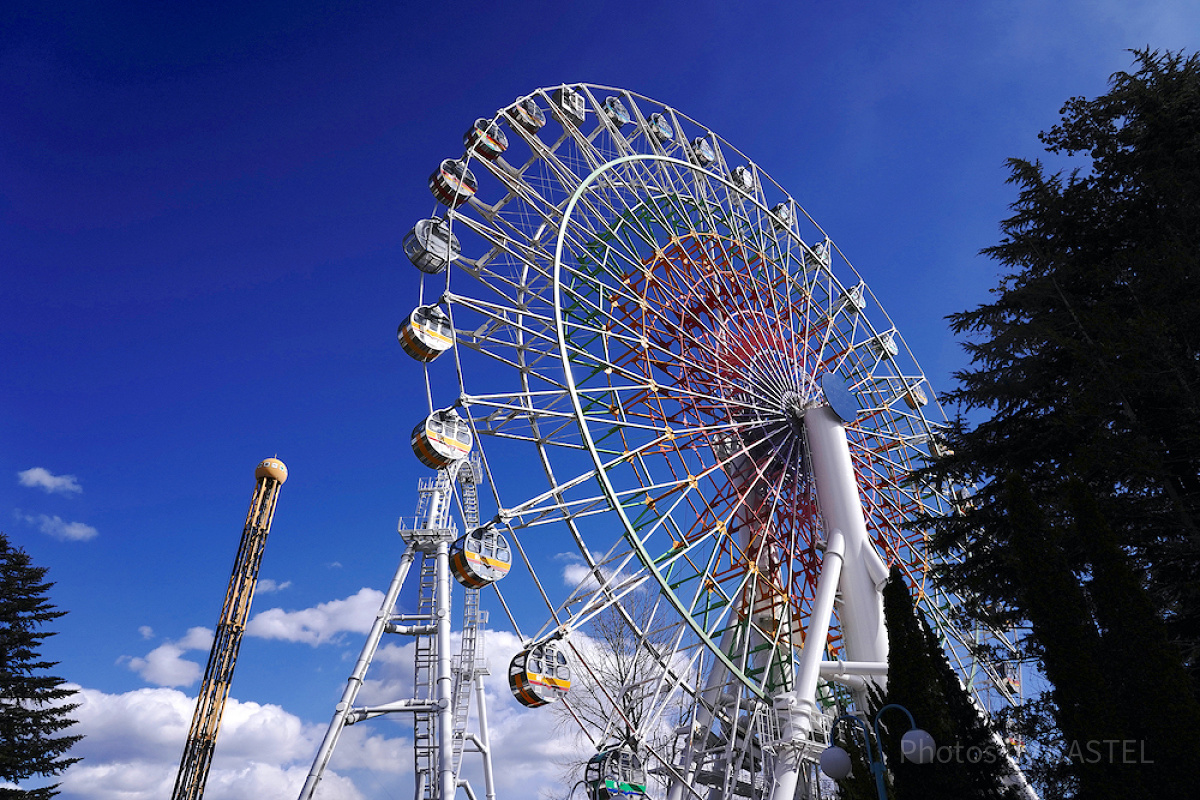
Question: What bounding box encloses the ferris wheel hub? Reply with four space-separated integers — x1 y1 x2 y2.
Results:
780 391 808 435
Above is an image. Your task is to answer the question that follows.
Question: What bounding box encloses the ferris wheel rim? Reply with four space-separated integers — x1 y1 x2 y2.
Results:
552 152 784 698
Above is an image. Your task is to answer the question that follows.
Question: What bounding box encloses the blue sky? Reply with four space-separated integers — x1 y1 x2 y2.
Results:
3 2 1199 799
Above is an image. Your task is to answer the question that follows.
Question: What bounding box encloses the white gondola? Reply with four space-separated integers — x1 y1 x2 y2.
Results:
867 330 899 360
838 281 867 313
464 118 508 160
398 304 454 362
411 408 473 469
508 641 570 707
807 239 833 270
551 86 587 127
450 525 512 588
730 165 756 193
646 112 673 142
690 136 716 166
403 218 461 274
508 97 546 133
770 201 792 230
429 158 477 208
602 96 631 128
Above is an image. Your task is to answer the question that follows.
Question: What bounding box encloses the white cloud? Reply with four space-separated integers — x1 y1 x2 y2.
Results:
18 466 82 495
256 578 292 594
92 597 594 800
562 559 600 591
54 685 378 800
19 512 98 541
247 588 383 645
558 549 631 599
138 626 155 640
123 627 213 687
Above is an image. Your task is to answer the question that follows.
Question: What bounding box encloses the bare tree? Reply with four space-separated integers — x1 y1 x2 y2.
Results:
549 590 688 796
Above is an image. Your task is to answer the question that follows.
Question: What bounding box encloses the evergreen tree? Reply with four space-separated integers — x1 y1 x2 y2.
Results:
917 48 1200 798
0 534 82 799
878 567 1019 800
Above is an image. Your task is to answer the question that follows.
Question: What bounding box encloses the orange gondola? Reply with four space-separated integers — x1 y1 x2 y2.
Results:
398 304 454 362
411 408 472 469
450 525 512 588
509 641 570 708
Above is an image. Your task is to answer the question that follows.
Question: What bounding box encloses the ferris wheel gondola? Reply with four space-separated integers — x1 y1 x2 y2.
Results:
585 748 648 800
508 641 571 708
449 525 512 588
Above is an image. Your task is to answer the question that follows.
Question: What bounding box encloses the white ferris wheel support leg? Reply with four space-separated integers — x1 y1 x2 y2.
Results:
298 542 419 800
769 529 843 800
768 404 889 800
471 671 497 800
436 538 456 800
804 404 888 669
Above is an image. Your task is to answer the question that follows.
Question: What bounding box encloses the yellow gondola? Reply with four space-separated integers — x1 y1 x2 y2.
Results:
903 381 929 409
450 525 512 588
463 118 509 160
509 641 570 708
403 218 461 274
411 408 472 469
398 304 454 362
428 158 477 208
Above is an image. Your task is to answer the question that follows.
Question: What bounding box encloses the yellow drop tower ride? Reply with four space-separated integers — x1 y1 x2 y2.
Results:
170 457 288 800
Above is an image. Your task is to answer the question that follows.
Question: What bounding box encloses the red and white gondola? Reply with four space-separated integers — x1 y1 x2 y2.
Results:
463 118 508 161
428 159 477 208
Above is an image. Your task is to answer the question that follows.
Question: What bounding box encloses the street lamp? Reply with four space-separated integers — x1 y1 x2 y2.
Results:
819 704 935 800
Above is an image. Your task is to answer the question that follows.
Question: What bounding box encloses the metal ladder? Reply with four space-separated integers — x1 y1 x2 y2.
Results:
413 554 440 800
450 588 488 776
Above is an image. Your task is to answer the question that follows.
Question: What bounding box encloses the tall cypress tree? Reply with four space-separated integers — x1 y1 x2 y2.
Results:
0 534 82 799
878 567 1020 800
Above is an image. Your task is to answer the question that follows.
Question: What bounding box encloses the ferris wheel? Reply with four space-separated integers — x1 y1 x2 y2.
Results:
334 84 1022 800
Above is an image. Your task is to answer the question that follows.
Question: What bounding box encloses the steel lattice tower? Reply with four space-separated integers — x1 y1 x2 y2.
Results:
170 457 288 800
